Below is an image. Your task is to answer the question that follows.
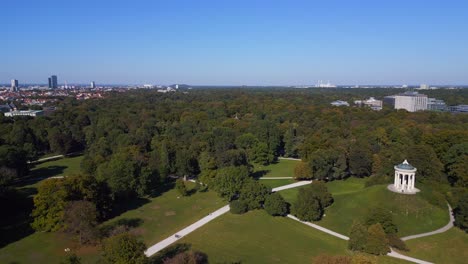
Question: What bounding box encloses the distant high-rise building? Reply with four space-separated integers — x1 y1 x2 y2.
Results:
10 79 19 92
48 75 58 89
91 81 96 89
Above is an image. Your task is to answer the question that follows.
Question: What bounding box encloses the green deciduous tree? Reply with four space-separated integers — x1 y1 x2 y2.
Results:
229 200 248 214
213 166 249 201
307 181 333 208
31 179 68 232
293 188 322 221
239 179 270 210
175 178 188 196
454 193 468 232
64 200 98 245
365 207 398 234
348 221 368 251
101 233 147 264
294 161 313 180
365 224 390 255
264 193 288 216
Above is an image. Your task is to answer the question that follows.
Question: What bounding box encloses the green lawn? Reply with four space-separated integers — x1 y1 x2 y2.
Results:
18 155 84 191
260 179 296 189
179 210 349 263
0 182 224 264
178 210 410 264
103 182 224 246
253 159 299 178
280 178 449 237
402 228 468 264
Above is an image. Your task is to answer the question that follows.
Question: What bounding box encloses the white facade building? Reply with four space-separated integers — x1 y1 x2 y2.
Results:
394 92 427 112
354 97 383 110
4 110 44 117
388 160 420 194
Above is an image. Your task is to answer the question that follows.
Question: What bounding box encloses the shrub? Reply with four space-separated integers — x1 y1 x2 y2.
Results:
454 193 468 232
239 179 270 210
230 200 248 214
307 181 333 208
365 224 390 255
101 233 147 264
162 250 208 264
365 207 398 234
294 161 313 180
175 179 188 196
293 189 322 221
311 255 352 264
387 233 408 251
348 221 368 251
264 193 288 216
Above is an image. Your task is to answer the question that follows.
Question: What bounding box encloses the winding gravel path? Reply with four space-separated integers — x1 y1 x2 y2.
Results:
401 204 454 241
144 180 313 257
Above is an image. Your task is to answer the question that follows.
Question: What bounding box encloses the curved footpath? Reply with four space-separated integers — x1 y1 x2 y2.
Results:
401 203 454 241
145 180 313 257
145 179 453 264
288 205 455 264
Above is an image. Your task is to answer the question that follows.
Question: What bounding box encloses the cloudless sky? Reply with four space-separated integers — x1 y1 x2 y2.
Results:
2 0 468 85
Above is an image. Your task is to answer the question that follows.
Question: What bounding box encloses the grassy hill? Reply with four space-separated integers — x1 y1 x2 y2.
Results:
280 178 449 237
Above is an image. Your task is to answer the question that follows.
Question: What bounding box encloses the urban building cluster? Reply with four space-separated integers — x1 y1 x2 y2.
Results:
331 90 467 113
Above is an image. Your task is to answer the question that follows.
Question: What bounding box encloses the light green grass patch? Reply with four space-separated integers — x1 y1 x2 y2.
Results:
402 228 468 264
179 210 349 264
253 159 299 178
280 179 449 237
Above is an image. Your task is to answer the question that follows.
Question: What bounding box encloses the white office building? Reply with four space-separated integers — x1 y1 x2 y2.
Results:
394 92 427 112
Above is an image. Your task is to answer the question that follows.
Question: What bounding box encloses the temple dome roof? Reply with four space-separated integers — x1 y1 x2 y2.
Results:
395 160 416 170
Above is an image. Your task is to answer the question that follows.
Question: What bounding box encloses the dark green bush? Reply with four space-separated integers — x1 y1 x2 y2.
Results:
229 200 248 214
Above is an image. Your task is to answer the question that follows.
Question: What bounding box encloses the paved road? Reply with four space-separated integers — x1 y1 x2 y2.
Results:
259 177 294 180
144 180 313 257
401 203 454 241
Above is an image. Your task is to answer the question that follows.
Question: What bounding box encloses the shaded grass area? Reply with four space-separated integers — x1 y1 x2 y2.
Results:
260 179 296 189
179 210 349 264
0 182 224 264
17 155 84 190
253 159 299 178
0 156 85 249
402 228 468 264
280 178 449 237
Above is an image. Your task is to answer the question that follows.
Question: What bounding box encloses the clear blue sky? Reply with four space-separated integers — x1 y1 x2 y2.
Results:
2 0 468 85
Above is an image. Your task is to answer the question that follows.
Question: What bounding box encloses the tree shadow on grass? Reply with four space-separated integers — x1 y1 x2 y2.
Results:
100 217 144 237
252 170 270 179
0 188 35 249
108 197 151 219
148 181 176 198
14 165 68 188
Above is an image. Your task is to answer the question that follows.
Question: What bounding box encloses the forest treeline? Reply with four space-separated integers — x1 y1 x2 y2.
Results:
1 88 468 233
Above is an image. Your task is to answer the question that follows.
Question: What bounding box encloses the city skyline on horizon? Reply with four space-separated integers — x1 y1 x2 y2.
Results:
2 0 468 85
